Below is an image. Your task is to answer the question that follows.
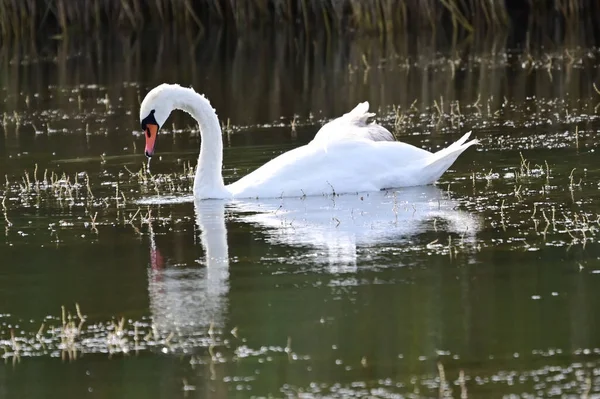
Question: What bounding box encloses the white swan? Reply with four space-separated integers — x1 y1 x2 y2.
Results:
140 83 478 200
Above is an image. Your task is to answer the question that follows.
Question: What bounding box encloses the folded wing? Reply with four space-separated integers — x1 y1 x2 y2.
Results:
311 101 395 144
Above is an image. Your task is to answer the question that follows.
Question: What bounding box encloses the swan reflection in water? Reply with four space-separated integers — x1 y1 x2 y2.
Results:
146 185 481 332
232 185 481 272
147 200 230 333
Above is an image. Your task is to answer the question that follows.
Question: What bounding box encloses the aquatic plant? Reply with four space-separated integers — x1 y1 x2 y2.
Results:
0 0 599 40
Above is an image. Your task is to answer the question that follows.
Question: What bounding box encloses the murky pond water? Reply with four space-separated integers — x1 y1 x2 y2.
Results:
2 32 600 397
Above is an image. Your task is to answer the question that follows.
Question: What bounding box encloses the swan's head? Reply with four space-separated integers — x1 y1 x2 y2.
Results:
140 84 175 158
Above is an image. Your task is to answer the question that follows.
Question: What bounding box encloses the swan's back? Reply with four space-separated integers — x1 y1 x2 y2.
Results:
311 101 395 145
226 131 478 199
221 99 478 199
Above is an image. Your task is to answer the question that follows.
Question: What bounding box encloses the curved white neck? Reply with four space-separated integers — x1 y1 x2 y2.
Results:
168 87 228 198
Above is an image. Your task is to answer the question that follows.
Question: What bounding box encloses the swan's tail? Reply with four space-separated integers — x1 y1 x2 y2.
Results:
419 131 478 184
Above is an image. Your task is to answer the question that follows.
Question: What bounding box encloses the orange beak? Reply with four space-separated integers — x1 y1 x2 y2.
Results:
144 123 158 158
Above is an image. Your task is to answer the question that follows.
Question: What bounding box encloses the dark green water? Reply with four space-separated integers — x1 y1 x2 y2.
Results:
2 32 600 397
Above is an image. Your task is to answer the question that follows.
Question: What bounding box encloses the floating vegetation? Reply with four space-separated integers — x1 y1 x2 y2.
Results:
0 304 299 364
278 356 600 398
1 305 600 397
1 160 195 208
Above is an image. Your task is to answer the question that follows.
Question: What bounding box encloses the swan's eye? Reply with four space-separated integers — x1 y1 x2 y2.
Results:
141 111 159 131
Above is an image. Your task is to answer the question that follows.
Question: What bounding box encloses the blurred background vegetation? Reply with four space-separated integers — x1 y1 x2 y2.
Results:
1 0 599 47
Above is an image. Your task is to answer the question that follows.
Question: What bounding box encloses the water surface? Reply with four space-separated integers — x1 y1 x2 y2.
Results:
1 32 600 397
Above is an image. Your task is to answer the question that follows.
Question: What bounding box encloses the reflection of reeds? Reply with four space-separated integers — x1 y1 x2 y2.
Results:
1 1 600 40
0 30 597 178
